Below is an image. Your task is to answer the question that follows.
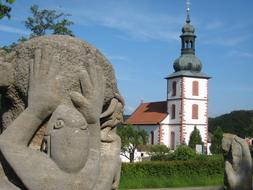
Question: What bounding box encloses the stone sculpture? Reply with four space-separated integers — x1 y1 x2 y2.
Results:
0 35 124 190
222 133 252 190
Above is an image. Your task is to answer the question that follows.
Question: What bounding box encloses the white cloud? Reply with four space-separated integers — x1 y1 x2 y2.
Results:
65 3 182 42
0 24 29 35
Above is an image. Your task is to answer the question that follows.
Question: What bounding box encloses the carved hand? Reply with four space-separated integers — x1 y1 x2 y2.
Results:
100 93 124 128
28 48 61 120
70 65 105 124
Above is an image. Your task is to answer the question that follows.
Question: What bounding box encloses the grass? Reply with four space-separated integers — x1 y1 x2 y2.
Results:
119 174 223 189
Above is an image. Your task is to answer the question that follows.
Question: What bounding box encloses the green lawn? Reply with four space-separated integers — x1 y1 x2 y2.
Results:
119 174 223 189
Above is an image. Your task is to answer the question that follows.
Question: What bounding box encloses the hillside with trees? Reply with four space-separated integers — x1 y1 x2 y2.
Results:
208 110 253 138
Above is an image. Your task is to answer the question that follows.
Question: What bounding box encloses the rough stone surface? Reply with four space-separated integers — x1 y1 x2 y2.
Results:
0 35 119 131
0 35 124 190
222 133 252 190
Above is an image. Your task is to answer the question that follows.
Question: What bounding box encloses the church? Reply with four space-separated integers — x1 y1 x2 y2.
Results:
125 2 210 151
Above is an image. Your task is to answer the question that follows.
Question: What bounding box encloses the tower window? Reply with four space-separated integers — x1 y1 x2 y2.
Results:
170 131 175 150
192 81 199 96
172 81 177 96
150 131 154 145
171 104 176 119
190 41 193 48
185 41 189 48
192 104 199 119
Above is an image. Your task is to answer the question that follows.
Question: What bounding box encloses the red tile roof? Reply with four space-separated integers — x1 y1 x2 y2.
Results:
125 101 167 125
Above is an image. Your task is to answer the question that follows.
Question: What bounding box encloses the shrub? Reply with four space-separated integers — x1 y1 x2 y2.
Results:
148 144 170 155
173 145 196 160
121 156 224 178
150 145 197 161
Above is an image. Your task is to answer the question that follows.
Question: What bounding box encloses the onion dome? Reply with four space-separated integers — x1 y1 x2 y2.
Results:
172 0 202 73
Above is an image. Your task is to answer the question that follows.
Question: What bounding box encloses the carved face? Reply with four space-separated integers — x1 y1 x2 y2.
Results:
46 104 89 173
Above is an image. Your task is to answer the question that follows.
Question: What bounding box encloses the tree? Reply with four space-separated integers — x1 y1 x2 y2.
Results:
25 5 74 37
209 110 253 138
210 127 223 154
0 0 15 19
148 144 170 156
1 5 74 52
117 125 148 163
188 126 203 150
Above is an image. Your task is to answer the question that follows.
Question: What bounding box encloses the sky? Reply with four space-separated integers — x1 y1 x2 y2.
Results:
0 0 253 117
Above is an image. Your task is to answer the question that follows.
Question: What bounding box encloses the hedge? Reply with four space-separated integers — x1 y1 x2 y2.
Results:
121 156 224 178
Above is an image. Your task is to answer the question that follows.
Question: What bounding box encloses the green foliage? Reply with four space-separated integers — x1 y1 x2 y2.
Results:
121 155 224 189
209 110 253 138
173 145 196 160
151 145 196 161
0 0 15 19
210 127 223 154
188 126 203 150
121 156 224 180
117 125 148 162
25 5 74 37
147 144 170 155
2 5 74 52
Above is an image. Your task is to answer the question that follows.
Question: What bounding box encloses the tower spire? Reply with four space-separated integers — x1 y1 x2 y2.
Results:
186 0 191 23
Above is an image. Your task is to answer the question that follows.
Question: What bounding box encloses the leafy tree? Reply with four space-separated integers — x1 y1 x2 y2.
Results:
188 126 203 150
25 5 74 37
117 125 148 163
210 127 223 154
148 144 172 161
209 110 253 137
2 5 74 52
148 144 170 156
0 0 15 19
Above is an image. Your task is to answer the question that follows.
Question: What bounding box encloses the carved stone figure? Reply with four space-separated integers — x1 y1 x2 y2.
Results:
0 35 124 190
222 133 252 190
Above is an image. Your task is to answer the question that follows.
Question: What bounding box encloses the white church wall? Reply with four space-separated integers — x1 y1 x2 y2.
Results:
168 125 181 149
167 101 181 124
183 99 207 124
183 124 208 145
134 125 160 145
160 116 170 147
183 78 208 99
167 78 182 99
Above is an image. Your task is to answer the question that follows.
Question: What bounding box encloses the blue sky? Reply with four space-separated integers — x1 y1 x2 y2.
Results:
1 0 253 117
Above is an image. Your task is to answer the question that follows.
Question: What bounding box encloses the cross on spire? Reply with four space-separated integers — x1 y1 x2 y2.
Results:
186 0 191 23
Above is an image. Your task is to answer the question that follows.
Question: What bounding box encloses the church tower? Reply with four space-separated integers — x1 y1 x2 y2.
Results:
165 1 210 150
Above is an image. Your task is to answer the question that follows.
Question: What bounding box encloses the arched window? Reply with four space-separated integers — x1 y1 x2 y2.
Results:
190 41 193 48
172 81 177 96
192 81 199 96
150 131 154 145
171 104 176 119
192 104 199 119
170 131 175 150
